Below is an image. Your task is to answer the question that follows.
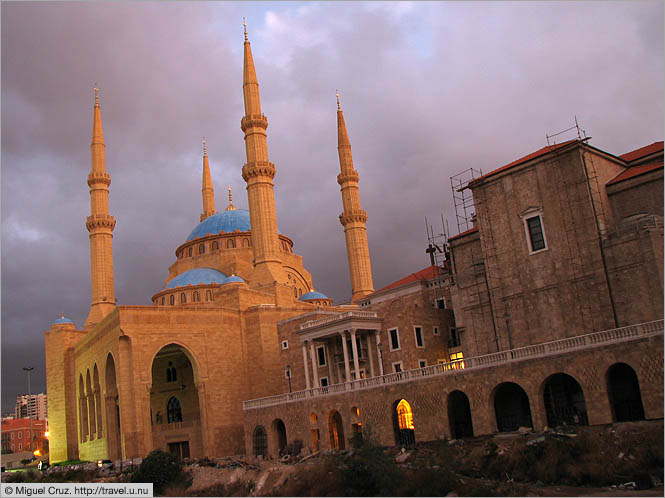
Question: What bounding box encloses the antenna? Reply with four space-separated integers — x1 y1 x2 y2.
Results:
546 117 588 146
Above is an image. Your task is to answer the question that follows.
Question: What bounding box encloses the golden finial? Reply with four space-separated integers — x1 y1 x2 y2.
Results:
336 90 340 110
226 185 237 211
202 136 207 156
243 17 248 40
94 85 99 106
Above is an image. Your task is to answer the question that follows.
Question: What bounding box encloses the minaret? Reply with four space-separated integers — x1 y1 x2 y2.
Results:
200 137 216 222
336 92 374 302
84 87 116 328
226 185 236 211
240 20 285 286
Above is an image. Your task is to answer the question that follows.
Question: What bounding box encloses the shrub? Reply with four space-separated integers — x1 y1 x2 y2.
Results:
131 450 188 494
338 435 402 496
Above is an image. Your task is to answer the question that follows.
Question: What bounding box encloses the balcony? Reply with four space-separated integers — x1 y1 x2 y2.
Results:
243 319 663 410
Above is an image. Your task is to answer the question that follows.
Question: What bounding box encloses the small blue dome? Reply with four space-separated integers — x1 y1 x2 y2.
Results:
53 316 74 325
300 291 329 301
223 275 245 284
164 268 228 289
187 210 251 241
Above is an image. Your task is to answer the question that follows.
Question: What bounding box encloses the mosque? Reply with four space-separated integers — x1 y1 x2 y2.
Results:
45 27 663 464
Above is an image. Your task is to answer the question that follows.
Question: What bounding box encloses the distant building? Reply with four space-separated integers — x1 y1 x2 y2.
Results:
15 393 48 421
1 418 47 453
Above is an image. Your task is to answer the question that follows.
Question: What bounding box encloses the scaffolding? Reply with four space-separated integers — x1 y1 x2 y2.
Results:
450 168 483 234
424 215 450 307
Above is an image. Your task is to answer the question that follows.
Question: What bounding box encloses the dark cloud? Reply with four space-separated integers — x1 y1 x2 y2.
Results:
2 1 663 413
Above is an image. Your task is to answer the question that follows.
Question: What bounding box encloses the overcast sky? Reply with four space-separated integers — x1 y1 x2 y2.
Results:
1 1 663 414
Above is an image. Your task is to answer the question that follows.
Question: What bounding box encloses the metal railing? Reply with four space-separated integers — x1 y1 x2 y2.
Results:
299 311 379 330
243 319 663 410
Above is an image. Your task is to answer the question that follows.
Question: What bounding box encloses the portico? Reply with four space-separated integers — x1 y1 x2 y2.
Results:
297 311 383 388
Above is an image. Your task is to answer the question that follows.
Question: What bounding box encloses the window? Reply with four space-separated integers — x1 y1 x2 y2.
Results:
520 208 548 253
180 293 186 304
293 287 297 298
161 297 165 305
166 362 177 382
193 291 200 302
206 290 212 301
188 247 193 257
227 239 235 248
419 360 427 368
170 295 175 305
19 443 22 450
212 241 219 250
449 328 461 348
281 340 289 350
316 346 326 367
199 244 205 255
167 397 183 423
392 362 403 373
18 432 22 439
320 377 329 387
433 326 439 336
243 238 250 248
414 326 424 348
11 433 14 440
436 298 446 309
389 328 400 351
449 351 465 369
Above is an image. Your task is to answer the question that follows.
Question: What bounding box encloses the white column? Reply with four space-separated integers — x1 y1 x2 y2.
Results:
335 340 343 384
309 342 320 388
340 331 351 382
350 329 361 380
326 343 335 385
375 332 384 376
367 332 376 377
302 342 311 390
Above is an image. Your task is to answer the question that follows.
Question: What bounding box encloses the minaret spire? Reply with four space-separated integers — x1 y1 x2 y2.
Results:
226 185 236 211
200 137 216 221
85 87 117 328
240 22 286 287
336 93 374 302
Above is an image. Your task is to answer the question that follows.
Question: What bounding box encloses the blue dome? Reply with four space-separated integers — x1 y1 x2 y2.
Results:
53 316 74 325
223 275 245 284
187 210 251 241
300 291 330 301
164 268 228 289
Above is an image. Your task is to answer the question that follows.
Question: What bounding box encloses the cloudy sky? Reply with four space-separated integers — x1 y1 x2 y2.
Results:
1 1 663 413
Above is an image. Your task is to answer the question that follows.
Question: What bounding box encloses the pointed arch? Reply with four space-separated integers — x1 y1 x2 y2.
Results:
79 374 88 442
86 369 96 440
104 353 121 460
328 410 345 450
93 364 103 437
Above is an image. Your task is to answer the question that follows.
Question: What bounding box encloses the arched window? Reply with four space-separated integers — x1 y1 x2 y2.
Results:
188 247 193 257
243 238 250 247
167 397 182 423
253 426 268 457
199 244 205 255
293 287 297 298
161 297 165 305
206 290 213 301
169 295 175 305
166 362 177 383
180 293 186 304
193 291 200 302
212 241 219 250
227 239 235 249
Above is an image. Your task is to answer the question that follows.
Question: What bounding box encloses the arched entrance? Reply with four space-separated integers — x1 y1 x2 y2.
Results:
543 373 589 427
393 399 415 446
448 390 473 438
607 363 645 422
310 413 320 452
328 410 345 450
493 382 533 432
104 354 121 460
150 344 203 459
271 419 287 456
252 426 267 458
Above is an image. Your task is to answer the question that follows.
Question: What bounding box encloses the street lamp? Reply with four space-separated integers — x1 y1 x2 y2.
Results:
23 367 34 454
285 365 292 393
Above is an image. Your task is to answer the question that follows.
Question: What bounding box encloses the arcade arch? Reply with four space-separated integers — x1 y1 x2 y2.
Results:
493 382 533 432
543 373 588 427
607 363 645 422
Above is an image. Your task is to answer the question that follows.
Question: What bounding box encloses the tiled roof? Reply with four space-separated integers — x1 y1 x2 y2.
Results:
619 141 664 163
376 265 443 293
607 161 664 186
471 140 578 183
448 226 479 241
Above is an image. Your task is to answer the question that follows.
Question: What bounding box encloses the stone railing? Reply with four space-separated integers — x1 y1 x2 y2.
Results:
244 319 663 410
299 311 379 330
151 419 198 432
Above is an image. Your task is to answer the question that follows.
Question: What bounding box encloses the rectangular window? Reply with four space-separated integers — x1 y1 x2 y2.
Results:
18 432 22 439
436 298 446 309
449 351 465 370
525 215 547 252
392 362 403 373
414 326 424 348
449 328 460 348
19 443 22 450
418 360 427 368
281 340 289 350
320 377 329 387
389 328 400 351
316 345 326 367
284 367 291 379
433 326 439 336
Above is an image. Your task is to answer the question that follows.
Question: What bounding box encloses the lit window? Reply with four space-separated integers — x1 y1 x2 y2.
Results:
449 351 465 370
396 399 414 430
389 328 400 351
167 397 183 423
414 326 424 348
316 346 326 367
